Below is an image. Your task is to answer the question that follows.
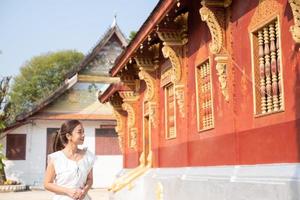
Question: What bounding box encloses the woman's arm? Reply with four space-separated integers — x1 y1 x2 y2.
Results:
44 160 82 199
79 169 93 200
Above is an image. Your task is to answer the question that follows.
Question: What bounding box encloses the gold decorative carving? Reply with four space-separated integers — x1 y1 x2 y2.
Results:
119 91 139 102
110 94 123 110
109 151 152 192
175 85 185 118
160 67 174 87
122 102 137 150
174 12 189 45
202 0 232 7
129 128 137 150
155 182 164 200
149 43 160 67
113 110 124 153
162 46 181 83
248 0 281 32
138 70 155 102
157 31 186 46
215 55 229 101
288 0 300 43
199 4 223 54
157 12 188 46
148 102 157 128
134 57 157 71
122 102 135 129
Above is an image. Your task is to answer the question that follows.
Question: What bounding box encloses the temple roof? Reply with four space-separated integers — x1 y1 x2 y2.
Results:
4 22 128 133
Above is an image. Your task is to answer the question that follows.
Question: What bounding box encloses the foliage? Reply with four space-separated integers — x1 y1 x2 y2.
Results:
0 76 10 130
128 31 137 41
6 50 84 123
0 76 11 184
0 142 5 185
0 144 6 172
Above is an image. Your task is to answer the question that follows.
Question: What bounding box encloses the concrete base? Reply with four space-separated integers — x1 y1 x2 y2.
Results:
109 163 300 200
0 184 26 192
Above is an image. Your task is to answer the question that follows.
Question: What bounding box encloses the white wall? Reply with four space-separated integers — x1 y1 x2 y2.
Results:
94 155 123 188
112 163 300 200
2 120 123 188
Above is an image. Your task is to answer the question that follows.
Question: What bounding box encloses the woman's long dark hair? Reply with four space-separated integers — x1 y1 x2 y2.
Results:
53 120 81 152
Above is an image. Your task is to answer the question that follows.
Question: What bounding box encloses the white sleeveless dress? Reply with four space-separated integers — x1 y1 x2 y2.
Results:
48 149 96 200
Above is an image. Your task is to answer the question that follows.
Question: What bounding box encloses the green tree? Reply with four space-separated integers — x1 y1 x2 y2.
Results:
0 76 10 184
129 31 137 41
7 50 84 123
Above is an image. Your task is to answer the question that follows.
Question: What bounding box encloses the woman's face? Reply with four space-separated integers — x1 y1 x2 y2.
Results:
69 124 85 145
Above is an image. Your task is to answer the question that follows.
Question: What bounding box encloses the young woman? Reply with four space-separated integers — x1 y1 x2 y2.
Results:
44 120 96 200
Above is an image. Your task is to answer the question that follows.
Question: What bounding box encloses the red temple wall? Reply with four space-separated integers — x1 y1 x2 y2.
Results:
123 0 300 168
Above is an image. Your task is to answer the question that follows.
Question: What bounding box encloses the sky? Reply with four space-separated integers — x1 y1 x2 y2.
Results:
0 0 159 77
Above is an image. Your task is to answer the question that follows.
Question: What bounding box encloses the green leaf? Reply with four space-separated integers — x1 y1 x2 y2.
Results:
6 50 84 123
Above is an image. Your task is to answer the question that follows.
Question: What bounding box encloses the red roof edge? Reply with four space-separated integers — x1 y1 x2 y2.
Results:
98 83 123 103
110 0 175 76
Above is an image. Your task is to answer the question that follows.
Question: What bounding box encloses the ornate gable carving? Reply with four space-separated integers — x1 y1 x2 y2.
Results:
248 0 282 32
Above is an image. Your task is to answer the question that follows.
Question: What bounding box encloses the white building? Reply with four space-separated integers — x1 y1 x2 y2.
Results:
0 22 128 188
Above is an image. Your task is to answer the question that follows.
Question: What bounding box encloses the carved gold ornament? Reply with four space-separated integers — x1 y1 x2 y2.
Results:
248 0 281 32
162 46 181 83
199 5 223 54
121 102 137 150
288 0 300 43
138 70 155 101
215 55 229 101
129 128 137 150
113 110 124 153
122 102 135 128
175 85 185 118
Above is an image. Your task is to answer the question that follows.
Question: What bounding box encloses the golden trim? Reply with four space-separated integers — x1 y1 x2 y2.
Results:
174 12 189 45
155 182 164 200
78 75 120 83
119 91 139 102
248 0 281 32
121 102 137 150
113 110 124 153
134 57 158 72
288 0 300 43
202 0 232 7
138 70 155 102
162 46 181 83
199 5 223 54
215 55 229 101
121 103 135 128
157 12 188 46
164 83 177 140
175 84 185 118
109 151 152 193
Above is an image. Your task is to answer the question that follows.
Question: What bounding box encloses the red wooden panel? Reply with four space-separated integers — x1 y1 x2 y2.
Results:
6 134 26 160
95 129 121 155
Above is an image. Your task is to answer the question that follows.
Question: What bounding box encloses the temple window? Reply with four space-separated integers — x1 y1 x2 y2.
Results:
6 134 26 160
164 83 176 139
251 18 284 115
195 60 214 131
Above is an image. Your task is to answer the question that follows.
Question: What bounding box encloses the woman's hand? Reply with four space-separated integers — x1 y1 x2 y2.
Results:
66 188 83 200
78 188 87 200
